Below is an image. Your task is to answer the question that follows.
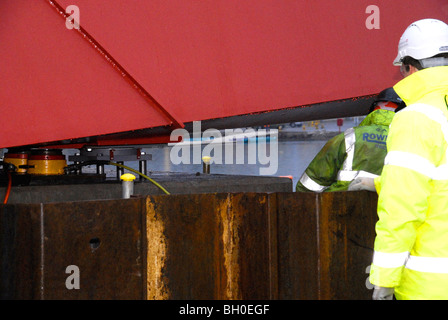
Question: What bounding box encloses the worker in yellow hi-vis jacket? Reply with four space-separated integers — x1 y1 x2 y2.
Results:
369 18 448 300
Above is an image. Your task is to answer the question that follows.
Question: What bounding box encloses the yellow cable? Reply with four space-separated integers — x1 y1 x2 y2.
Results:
109 161 170 195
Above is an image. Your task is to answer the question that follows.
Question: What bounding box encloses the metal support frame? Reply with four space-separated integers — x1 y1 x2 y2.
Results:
68 147 152 178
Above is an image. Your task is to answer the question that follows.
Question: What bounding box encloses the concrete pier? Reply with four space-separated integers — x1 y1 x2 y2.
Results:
0 172 292 204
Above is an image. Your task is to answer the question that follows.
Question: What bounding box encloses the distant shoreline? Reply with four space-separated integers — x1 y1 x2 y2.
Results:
278 130 339 141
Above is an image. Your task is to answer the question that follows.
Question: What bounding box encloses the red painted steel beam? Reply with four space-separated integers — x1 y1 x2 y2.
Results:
0 1 447 148
46 0 185 130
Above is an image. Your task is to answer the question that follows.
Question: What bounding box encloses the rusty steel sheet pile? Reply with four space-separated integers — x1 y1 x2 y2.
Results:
0 191 379 300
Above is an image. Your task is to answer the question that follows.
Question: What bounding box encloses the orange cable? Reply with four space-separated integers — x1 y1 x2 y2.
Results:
3 172 12 204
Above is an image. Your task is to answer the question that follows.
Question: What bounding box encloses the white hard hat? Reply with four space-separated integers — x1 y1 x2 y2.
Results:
393 18 448 66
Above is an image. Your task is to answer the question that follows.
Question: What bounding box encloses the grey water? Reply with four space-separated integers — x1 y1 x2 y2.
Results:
76 139 326 191
65 118 364 191
143 140 326 189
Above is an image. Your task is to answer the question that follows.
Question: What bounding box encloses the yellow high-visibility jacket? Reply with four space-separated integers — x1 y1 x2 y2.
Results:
370 66 448 300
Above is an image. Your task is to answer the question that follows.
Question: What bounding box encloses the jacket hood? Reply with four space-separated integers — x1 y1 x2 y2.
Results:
359 109 395 127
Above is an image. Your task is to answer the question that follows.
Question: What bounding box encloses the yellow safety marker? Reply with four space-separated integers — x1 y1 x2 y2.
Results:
121 173 136 198
202 156 211 174
120 173 136 181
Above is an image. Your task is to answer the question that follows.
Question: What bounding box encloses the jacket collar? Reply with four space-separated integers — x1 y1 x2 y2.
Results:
393 66 448 105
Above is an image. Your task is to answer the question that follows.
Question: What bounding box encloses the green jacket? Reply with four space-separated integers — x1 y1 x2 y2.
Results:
296 109 395 192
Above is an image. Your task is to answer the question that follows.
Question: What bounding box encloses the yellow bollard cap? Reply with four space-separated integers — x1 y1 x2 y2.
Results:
202 156 211 164
121 173 136 181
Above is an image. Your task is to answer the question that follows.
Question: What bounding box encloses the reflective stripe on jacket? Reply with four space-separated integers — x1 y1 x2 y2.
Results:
369 66 448 300
296 109 394 192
